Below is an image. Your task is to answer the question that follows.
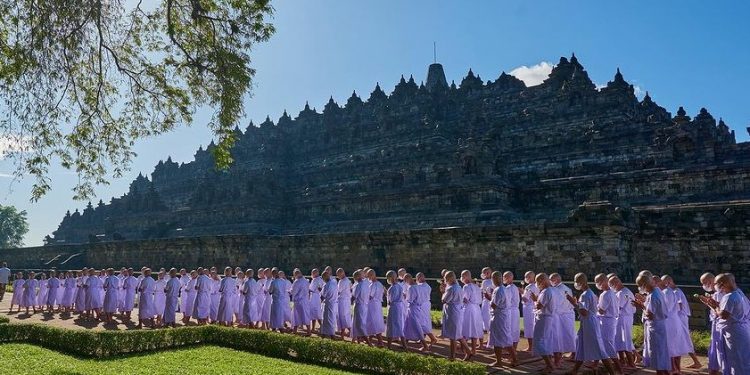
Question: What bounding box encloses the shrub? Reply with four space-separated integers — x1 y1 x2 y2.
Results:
0 323 484 375
0 315 9 324
630 324 709 355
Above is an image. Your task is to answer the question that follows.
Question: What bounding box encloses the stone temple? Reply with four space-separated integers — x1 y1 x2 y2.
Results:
14 55 749 283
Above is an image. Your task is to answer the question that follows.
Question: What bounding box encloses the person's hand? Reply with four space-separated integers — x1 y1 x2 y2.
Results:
644 310 654 320
530 292 538 302
631 299 645 310
597 308 606 315
535 302 543 310
565 294 577 305
578 308 588 317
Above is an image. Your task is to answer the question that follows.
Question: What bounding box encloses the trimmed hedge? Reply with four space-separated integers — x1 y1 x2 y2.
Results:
0 323 484 375
631 324 710 355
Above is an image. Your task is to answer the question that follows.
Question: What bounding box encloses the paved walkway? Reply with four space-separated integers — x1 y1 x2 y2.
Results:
0 298 708 374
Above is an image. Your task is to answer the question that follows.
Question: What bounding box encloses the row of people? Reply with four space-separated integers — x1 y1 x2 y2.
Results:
6 266 749 373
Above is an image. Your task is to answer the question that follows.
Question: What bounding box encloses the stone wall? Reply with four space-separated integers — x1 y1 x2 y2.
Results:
6 203 747 285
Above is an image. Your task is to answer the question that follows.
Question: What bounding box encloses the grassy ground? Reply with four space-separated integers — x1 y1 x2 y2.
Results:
0 343 360 375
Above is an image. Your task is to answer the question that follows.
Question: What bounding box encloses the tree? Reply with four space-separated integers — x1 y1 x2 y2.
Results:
0 204 28 248
0 0 275 200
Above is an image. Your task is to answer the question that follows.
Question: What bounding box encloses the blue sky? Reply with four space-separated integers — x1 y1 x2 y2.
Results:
2 0 749 246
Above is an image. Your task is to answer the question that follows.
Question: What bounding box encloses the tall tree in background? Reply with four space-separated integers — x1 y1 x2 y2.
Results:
0 0 275 200
0 204 28 248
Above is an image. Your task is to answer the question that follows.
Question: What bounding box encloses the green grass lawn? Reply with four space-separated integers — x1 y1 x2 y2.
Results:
0 343 360 375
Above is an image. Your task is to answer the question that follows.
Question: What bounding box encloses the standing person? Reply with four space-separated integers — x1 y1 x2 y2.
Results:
351 270 371 345
662 275 702 369
595 273 623 374
182 270 198 325
241 269 260 328
22 271 38 314
479 267 493 336
217 267 237 326
121 269 138 321
209 270 222 324
163 268 181 328
385 270 407 350
403 273 430 352
279 271 293 328
442 271 472 361
46 270 61 313
308 268 325 332
37 273 48 310
192 268 211 325
712 273 750 374
137 268 155 328
696 272 725 375
566 273 618 375
531 273 560 374
61 271 77 313
336 268 353 340
102 268 120 323
268 268 287 332
632 272 670 375
365 269 384 346
503 271 521 349
461 270 483 356
233 267 244 324
153 271 167 326
609 275 636 368
74 270 87 316
550 273 575 362
658 275 687 373
521 271 538 352
0 262 10 302
55 272 65 311
178 269 190 314
117 268 127 313
291 269 312 335
397 268 408 328
261 268 273 330
9 272 24 313
85 268 104 321
319 270 339 339
486 271 518 367
415 272 438 346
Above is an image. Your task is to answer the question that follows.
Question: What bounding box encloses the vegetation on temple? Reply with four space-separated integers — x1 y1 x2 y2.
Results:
0 204 28 248
0 0 274 201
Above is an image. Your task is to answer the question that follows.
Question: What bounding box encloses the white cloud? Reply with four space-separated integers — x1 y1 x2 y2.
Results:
509 61 554 87
633 85 644 99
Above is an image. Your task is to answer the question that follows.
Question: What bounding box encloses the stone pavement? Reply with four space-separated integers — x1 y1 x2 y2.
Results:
0 298 708 374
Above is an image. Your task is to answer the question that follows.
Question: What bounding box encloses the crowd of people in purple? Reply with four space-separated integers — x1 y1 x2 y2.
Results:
0 261 748 375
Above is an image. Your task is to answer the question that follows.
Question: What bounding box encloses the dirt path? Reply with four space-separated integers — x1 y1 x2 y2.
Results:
0 298 708 374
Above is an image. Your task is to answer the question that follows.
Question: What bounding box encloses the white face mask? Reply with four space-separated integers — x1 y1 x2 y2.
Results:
574 283 583 291
702 284 714 292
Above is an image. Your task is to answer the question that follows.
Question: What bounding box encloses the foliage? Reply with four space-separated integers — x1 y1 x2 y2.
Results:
0 315 9 324
630 324 710 355
0 343 358 375
0 0 275 200
0 323 485 375
0 204 28 248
